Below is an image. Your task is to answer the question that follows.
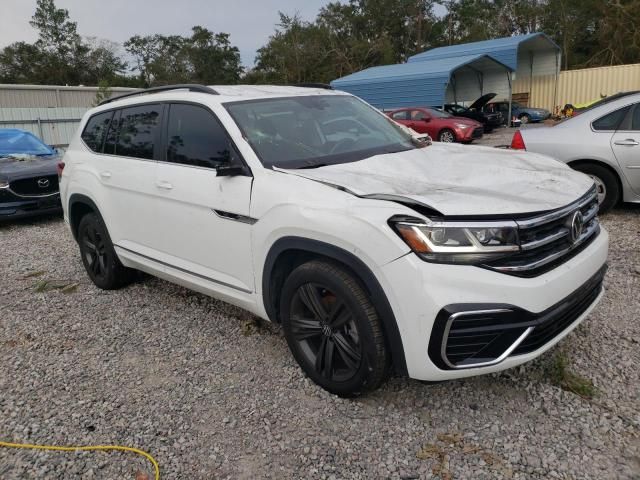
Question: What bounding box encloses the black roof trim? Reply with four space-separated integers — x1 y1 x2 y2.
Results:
293 83 334 90
99 84 219 106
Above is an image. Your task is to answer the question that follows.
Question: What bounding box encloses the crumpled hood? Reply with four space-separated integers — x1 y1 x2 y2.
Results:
0 154 60 180
276 144 593 217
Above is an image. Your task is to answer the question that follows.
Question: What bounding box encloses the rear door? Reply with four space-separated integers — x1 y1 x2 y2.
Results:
611 103 640 194
153 102 255 294
97 104 163 256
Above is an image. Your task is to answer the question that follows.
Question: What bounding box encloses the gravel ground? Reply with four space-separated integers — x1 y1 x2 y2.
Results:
1 208 639 480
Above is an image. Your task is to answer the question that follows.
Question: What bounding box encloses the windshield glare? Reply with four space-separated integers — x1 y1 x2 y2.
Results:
0 131 54 157
225 95 415 168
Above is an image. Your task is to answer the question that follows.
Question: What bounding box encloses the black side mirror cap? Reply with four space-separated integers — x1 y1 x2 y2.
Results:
216 164 247 177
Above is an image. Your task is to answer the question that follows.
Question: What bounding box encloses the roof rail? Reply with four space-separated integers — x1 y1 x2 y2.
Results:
294 83 334 90
99 84 219 106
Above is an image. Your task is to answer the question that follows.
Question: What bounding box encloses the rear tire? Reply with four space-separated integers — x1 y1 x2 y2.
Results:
571 163 619 213
438 129 456 143
77 213 135 290
280 260 390 397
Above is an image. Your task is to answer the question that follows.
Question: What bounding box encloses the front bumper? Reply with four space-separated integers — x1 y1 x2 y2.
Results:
380 226 609 381
457 126 484 141
0 192 62 221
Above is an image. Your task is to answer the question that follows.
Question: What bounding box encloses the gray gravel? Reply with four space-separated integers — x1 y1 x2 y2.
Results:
1 208 639 479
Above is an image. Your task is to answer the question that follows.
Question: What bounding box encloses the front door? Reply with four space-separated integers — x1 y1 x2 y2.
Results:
611 103 640 195
153 103 255 294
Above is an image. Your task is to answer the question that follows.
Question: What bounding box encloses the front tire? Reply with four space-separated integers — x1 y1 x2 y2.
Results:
77 213 134 290
572 163 619 213
438 129 456 143
280 260 390 397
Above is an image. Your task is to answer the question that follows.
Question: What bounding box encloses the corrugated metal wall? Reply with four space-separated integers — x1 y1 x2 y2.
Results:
514 63 640 112
0 107 87 146
0 84 138 108
0 84 138 146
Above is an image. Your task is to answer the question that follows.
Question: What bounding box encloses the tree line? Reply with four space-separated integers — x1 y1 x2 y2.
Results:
1 0 638 88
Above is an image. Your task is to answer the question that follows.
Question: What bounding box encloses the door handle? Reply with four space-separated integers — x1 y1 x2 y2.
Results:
156 181 173 190
614 139 639 146
99 171 112 179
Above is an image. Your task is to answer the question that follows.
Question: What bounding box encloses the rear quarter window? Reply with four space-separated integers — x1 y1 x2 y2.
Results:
81 111 113 152
592 106 630 131
112 105 163 160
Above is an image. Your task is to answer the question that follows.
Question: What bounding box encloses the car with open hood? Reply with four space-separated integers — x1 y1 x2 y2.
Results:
60 84 608 397
441 93 503 132
0 129 62 221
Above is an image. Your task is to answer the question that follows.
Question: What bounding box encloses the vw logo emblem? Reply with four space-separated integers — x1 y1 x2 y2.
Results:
37 178 50 188
569 211 584 243
321 323 332 337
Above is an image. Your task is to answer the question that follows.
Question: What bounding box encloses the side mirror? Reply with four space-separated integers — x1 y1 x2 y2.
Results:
215 164 246 177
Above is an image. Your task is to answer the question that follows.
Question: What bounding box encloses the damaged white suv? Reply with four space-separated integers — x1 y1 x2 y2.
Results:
60 84 608 396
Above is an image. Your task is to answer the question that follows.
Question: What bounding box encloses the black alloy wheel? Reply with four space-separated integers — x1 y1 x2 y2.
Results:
78 213 134 290
289 283 363 383
280 260 389 397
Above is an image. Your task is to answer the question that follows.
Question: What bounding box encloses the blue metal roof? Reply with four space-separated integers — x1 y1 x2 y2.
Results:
330 54 512 109
407 33 559 70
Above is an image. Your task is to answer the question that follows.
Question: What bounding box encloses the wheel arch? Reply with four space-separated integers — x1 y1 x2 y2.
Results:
567 159 623 193
262 237 408 375
438 128 456 142
68 193 101 241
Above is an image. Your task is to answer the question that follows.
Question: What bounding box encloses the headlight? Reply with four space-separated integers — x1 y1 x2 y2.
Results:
455 123 470 129
390 217 519 264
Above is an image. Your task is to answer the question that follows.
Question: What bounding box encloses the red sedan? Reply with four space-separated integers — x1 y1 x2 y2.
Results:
387 107 484 143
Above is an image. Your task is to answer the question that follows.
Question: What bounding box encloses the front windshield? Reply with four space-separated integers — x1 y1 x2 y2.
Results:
0 130 54 157
225 95 415 169
447 105 466 114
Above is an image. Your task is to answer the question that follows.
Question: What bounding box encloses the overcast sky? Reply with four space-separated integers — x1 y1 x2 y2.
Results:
0 0 332 68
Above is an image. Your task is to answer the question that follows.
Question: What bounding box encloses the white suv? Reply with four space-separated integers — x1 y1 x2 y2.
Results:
59 84 608 396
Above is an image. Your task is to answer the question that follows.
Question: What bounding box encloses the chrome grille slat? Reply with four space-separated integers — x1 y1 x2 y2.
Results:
493 219 599 273
515 187 597 229
520 227 569 251
485 186 600 277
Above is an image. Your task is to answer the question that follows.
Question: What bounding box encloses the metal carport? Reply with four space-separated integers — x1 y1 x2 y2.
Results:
330 54 513 111
408 33 561 120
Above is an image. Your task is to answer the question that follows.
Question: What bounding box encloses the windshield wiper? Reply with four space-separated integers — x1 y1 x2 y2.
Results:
297 163 329 169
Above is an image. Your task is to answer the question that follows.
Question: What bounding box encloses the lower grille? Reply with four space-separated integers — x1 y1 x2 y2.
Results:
472 127 484 139
428 265 606 369
10 175 59 196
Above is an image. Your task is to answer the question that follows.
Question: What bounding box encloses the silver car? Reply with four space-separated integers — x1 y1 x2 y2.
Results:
512 92 640 212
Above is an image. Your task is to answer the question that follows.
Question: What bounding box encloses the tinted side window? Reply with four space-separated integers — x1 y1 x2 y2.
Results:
81 111 112 152
631 104 640 130
166 104 231 168
103 110 121 155
592 106 630 131
115 105 162 160
411 110 427 120
391 111 409 120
